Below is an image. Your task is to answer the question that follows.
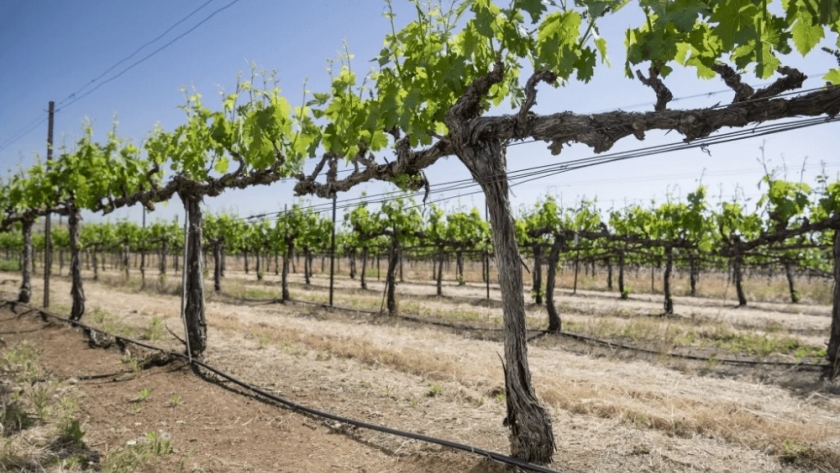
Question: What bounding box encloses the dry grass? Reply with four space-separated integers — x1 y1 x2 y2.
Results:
9 270 840 471
208 312 840 470
0 341 93 472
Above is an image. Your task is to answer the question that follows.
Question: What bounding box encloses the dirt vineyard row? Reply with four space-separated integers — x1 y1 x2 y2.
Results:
2 268 839 472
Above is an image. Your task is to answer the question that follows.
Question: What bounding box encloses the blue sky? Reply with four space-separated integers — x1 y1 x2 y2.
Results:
1 0 839 227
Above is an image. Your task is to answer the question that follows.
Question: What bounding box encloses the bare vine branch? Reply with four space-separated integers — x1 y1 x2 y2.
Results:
635 65 673 111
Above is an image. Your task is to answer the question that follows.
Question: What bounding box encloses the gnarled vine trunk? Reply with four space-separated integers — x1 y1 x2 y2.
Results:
281 241 292 301
532 244 543 305
605 256 612 290
733 252 747 307
663 245 674 315
213 241 223 293
828 229 840 377
545 237 562 332
436 246 445 296
783 260 798 303
618 250 626 299
689 253 698 297
92 247 99 282
123 243 130 280
453 137 554 464
68 206 85 321
182 195 207 359
456 248 464 285
386 239 399 316
160 240 168 276
18 219 33 303
140 244 146 290
360 247 368 290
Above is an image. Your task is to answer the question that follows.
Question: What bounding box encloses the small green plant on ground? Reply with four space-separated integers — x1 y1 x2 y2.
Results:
142 317 164 341
780 438 813 464
57 418 86 448
2 341 43 384
426 384 442 397
135 388 152 402
121 354 142 373
168 395 182 407
0 344 91 471
102 430 173 473
0 400 33 435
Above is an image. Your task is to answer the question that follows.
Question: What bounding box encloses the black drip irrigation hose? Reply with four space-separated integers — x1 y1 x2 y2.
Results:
0 299 565 473
275 296 830 371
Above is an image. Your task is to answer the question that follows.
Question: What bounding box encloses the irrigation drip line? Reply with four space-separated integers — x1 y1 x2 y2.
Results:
0 298 565 473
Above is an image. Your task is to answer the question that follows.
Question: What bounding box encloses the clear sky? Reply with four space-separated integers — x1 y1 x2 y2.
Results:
1 0 839 227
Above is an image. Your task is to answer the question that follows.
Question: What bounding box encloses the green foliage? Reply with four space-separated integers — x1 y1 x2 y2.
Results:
56 418 85 448
141 317 163 342
102 430 173 473
168 395 182 407
2 341 43 384
626 0 840 81
0 401 33 436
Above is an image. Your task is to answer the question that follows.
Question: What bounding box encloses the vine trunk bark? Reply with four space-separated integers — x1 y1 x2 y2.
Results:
213 241 223 293
360 247 368 290
454 139 555 464
783 260 798 303
689 254 698 297
18 220 33 303
828 230 840 377
618 250 626 300
436 246 445 296
545 237 562 332
532 244 543 305
182 195 207 359
733 253 747 307
386 239 399 316
663 245 674 314
605 257 613 290
281 241 293 301
68 205 85 321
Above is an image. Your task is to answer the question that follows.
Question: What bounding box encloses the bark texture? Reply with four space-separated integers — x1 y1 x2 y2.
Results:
281 243 292 301
436 246 445 296
532 244 543 304
214 242 223 293
182 195 207 359
733 253 747 307
689 254 698 297
68 207 85 321
452 138 555 463
783 260 798 303
386 241 399 316
828 230 840 377
618 251 627 299
360 248 368 290
545 238 562 332
18 220 33 303
663 245 674 314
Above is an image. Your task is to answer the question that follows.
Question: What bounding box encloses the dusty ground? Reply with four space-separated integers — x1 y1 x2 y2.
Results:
0 309 496 473
3 265 840 472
